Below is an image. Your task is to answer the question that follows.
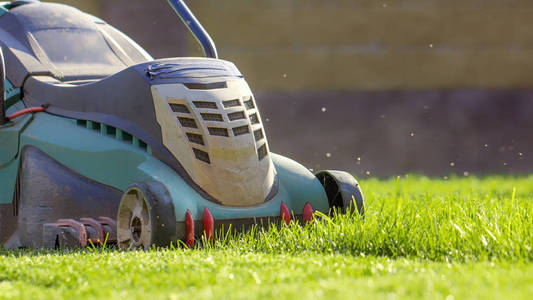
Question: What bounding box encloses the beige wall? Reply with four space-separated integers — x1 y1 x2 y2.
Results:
42 0 533 91
189 0 533 91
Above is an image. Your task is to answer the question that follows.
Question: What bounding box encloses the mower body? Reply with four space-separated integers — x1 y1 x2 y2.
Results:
0 1 362 248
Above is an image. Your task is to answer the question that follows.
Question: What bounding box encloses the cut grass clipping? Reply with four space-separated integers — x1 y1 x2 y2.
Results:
0 175 532 299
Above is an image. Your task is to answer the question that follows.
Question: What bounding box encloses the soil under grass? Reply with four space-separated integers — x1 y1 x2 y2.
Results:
0 175 532 299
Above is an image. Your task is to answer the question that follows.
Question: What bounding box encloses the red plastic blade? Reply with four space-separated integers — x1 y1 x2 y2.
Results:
80 217 105 245
185 210 195 247
202 207 214 242
280 202 291 225
56 219 88 247
303 203 314 223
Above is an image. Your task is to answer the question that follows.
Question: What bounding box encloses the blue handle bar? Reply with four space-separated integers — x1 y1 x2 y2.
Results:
167 0 218 59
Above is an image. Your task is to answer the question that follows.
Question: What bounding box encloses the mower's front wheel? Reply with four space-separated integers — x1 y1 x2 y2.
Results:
116 181 177 250
315 170 365 216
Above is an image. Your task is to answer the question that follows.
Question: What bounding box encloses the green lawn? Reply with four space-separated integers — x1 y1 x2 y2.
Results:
1 175 532 299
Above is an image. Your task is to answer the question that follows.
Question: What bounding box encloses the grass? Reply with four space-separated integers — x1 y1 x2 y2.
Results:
0 175 532 299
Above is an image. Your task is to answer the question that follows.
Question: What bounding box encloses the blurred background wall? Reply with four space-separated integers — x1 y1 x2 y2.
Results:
45 0 533 176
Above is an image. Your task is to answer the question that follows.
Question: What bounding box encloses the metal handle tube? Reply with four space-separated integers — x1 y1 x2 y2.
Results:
167 0 218 59
0 47 6 125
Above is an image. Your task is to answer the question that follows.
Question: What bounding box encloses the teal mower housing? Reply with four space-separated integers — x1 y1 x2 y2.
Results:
0 0 364 249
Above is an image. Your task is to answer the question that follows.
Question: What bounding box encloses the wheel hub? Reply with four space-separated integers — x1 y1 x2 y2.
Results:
117 188 152 249
130 216 143 243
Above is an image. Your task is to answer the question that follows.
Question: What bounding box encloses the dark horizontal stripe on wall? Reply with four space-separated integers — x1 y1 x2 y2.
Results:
257 88 533 176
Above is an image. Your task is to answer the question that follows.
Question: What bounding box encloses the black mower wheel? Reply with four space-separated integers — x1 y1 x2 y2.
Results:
116 181 177 250
315 170 365 216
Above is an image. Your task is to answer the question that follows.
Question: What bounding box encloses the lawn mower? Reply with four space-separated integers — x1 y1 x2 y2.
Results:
0 0 364 249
